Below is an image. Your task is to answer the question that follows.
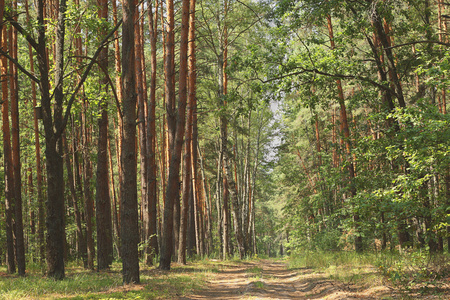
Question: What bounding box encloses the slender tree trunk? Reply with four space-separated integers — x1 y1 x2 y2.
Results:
95 0 113 269
179 0 197 262
178 94 193 264
160 0 175 270
214 155 223 257
160 0 190 270
111 0 122 258
9 6 25 275
25 0 45 263
108 135 121 257
82 101 95 269
187 175 196 256
121 0 140 283
135 3 149 258
222 166 230 258
189 24 200 254
112 1 123 249
1 25 16 274
146 0 159 265
198 146 213 254
63 134 87 266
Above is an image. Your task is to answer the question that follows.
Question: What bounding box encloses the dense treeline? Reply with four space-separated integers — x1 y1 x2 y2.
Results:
0 0 449 284
268 0 450 254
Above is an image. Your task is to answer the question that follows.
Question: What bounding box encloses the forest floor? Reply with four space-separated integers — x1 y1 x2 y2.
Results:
0 257 449 299
179 259 449 300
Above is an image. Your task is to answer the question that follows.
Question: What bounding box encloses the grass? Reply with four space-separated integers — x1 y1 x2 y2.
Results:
374 250 450 296
288 250 450 298
288 250 379 283
0 260 216 299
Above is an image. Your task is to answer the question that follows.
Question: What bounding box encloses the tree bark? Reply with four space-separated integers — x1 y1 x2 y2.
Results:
179 0 197 264
42 0 66 279
9 6 25 275
112 0 122 258
178 101 193 264
135 3 149 259
146 0 159 265
160 0 190 270
82 101 95 270
25 0 45 263
1 24 16 274
121 0 140 283
95 0 113 269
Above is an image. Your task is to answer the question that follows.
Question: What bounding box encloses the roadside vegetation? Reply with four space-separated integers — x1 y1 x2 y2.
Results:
289 250 450 299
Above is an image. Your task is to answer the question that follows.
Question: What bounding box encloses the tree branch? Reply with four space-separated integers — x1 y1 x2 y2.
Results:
57 18 123 139
386 40 450 49
6 17 39 51
0 49 40 83
71 55 123 119
260 67 397 97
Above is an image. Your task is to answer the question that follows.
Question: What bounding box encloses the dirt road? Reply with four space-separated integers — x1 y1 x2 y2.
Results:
180 259 395 300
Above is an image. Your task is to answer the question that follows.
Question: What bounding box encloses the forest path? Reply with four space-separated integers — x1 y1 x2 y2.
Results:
180 259 393 300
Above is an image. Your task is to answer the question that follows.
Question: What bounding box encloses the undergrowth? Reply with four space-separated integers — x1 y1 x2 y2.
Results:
288 250 450 298
375 250 450 297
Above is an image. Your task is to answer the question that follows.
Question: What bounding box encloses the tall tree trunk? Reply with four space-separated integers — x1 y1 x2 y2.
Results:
95 0 113 270
179 0 197 262
121 0 140 283
82 101 95 270
160 0 190 270
198 146 213 254
135 3 148 258
214 154 223 257
112 0 122 257
178 94 193 264
25 0 45 263
159 0 175 270
9 5 25 275
1 25 16 274
41 0 66 279
146 0 159 265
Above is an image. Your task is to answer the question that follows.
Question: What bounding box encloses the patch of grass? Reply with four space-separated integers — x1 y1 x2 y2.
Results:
246 266 263 274
288 251 382 287
0 261 212 299
253 280 264 289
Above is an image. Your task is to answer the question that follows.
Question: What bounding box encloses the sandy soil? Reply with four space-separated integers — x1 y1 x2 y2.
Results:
180 259 448 300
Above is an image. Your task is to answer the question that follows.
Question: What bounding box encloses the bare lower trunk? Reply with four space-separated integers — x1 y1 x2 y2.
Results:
121 0 140 283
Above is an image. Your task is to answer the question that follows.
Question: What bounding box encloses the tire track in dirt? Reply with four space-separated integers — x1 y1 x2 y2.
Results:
180 259 394 299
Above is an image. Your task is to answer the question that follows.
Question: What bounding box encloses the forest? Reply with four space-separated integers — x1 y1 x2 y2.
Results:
0 0 449 291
